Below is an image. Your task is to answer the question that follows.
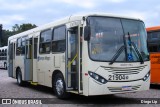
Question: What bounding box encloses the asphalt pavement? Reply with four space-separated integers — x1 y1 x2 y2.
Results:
0 69 160 107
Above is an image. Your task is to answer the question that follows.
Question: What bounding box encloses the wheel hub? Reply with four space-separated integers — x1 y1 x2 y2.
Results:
18 73 21 84
56 79 64 95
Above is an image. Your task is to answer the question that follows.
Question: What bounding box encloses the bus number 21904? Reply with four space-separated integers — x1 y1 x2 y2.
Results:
108 75 129 81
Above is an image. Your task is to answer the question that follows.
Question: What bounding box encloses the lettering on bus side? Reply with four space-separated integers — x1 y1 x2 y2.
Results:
37 56 50 61
152 58 160 64
151 56 160 64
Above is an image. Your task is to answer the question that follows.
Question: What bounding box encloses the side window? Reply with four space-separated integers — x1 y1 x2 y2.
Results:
21 36 27 55
39 29 52 54
2 50 4 56
148 43 160 52
34 38 38 59
148 31 160 52
52 26 66 52
4 49 7 56
26 39 32 59
16 38 22 55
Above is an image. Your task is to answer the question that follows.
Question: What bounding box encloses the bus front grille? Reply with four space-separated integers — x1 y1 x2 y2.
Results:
108 85 141 92
101 66 146 75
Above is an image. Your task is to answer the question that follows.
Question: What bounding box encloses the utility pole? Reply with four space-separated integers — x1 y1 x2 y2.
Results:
0 24 2 47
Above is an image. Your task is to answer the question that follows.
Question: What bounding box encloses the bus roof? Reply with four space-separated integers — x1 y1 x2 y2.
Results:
146 26 160 32
8 13 142 41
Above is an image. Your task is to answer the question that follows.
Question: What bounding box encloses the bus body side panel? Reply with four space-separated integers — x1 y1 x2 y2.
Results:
150 53 160 84
36 31 53 87
82 40 89 96
52 53 66 84
16 56 25 80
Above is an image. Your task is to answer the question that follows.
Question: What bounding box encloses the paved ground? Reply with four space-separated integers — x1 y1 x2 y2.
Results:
0 69 160 107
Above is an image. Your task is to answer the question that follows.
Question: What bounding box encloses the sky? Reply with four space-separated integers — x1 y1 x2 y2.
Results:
0 0 160 30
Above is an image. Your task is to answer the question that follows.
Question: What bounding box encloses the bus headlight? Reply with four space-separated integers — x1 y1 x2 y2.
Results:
143 71 150 81
88 71 107 84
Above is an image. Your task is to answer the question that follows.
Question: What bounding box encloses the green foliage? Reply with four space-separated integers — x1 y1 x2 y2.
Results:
12 23 37 34
1 23 37 46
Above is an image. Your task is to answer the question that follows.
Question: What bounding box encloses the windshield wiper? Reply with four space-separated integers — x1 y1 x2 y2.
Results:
109 45 125 65
128 32 144 64
131 42 144 64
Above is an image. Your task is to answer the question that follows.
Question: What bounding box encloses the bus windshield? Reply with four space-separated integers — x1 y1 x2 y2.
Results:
88 17 149 62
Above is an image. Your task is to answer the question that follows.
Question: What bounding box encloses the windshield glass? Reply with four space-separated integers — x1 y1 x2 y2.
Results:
88 17 149 62
121 19 149 61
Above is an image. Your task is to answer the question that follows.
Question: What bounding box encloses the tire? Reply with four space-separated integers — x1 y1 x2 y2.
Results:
17 69 25 86
53 73 69 99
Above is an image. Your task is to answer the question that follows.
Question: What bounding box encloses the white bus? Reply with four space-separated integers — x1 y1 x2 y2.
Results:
8 13 150 99
0 46 7 69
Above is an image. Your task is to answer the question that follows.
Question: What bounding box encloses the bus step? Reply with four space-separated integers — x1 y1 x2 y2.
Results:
30 81 38 85
66 87 74 91
68 72 77 74
67 90 79 94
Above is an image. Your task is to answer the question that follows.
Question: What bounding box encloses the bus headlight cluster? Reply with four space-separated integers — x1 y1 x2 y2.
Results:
143 71 150 81
88 71 107 84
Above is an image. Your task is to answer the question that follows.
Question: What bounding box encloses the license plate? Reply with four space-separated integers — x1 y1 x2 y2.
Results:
108 75 129 81
122 86 132 91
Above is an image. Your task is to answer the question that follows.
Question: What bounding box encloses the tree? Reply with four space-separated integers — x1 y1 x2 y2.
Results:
19 23 37 32
12 23 37 34
12 24 20 32
1 23 37 46
2 30 11 46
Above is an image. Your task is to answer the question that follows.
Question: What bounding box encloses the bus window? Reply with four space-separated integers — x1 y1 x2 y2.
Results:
147 31 160 52
39 29 52 54
26 39 32 59
52 26 66 52
2 50 4 56
148 44 160 52
21 36 27 55
34 38 38 59
5 49 7 56
16 38 22 55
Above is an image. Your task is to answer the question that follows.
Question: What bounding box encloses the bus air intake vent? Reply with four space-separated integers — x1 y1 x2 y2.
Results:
101 66 146 75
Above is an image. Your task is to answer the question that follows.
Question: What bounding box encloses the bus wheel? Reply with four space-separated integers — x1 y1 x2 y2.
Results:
53 73 68 99
17 69 24 86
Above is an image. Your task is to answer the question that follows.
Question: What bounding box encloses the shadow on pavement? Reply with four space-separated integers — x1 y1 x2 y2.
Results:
150 84 160 89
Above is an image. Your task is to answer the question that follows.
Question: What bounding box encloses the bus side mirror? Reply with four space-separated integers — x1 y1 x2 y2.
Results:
84 26 91 41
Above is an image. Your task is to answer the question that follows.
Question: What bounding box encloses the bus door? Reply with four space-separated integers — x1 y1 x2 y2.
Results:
66 25 83 93
8 42 15 77
24 38 33 81
32 37 38 82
